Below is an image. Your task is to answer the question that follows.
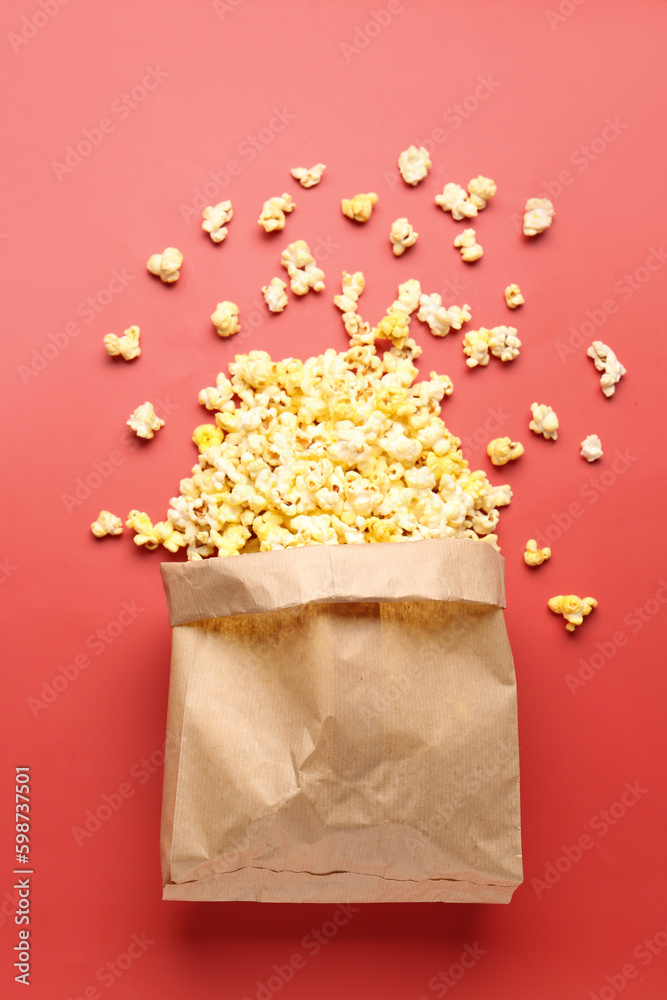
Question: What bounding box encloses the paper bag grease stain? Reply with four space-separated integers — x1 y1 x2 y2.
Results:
160 538 522 903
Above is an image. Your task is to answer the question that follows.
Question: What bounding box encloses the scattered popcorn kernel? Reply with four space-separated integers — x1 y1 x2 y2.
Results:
523 198 555 237
580 434 603 462
529 402 559 440
202 200 233 243
390 217 418 256
146 247 183 283
262 277 288 313
434 183 477 220
397 145 432 186
548 594 597 632
281 240 325 295
91 510 123 538
445 303 472 330
505 284 525 309
127 402 164 440
391 279 422 317
463 328 490 368
587 341 626 397
487 437 524 465
258 193 296 233
290 163 326 188
454 228 483 262
488 325 521 362
103 325 141 361
467 175 497 210
418 293 451 338
342 192 378 223
211 300 241 338
524 539 551 566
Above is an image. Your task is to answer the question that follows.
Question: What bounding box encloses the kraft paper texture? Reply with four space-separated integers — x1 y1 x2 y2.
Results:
159 538 523 904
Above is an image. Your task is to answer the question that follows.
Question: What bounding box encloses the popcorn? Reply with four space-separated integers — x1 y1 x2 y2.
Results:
488 325 521 362
91 510 123 538
202 201 233 243
580 433 603 462
504 284 524 309
281 240 325 295
524 539 551 566
467 175 497 210
548 594 597 632
103 325 141 361
341 192 378 222
133 337 513 560
211 300 241 338
290 163 326 187
146 247 183 283
334 271 365 314
434 183 477 220
529 402 559 440
487 437 524 465
463 328 490 367
523 198 555 237
390 218 418 256
453 228 483 262
262 277 288 313
127 402 164 439
445 303 472 330
258 194 296 233
418 293 451 338
391 279 422 317
587 341 626 397
397 145 432 186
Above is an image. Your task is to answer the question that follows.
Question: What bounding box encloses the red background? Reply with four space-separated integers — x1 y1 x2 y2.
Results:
1 0 666 997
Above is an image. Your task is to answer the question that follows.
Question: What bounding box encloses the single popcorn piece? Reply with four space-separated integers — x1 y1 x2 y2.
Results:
258 193 296 233
487 437 524 466
91 510 123 538
523 198 555 237
146 247 183 283
103 325 141 361
445 303 472 330
374 309 410 350
434 183 477 220
391 279 422 317
524 539 551 566
390 218 418 256
202 201 233 243
453 228 483 262
334 270 365 316
580 434 603 462
488 325 521 362
193 424 224 452
418 293 452 338
281 240 325 295
211 300 241 338
262 277 288 313
290 163 326 188
529 402 559 440
127 402 164 440
341 192 378 223
548 594 597 632
463 328 490 367
586 341 626 397
504 284 524 309
397 145 432 186
467 175 497 210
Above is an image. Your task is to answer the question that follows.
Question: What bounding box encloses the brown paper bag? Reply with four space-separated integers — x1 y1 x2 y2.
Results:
159 537 522 903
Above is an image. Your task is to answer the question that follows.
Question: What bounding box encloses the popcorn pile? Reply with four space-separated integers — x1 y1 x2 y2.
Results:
124 324 513 560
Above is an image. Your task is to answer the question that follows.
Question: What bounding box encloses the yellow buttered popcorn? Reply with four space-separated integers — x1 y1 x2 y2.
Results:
193 424 224 452
91 510 123 538
548 594 597 631
487 437 524 466
524 539 551 566
202 200 233 243
341 192 378 222
258 193 295 233
504 284 525 309
103 325 141 361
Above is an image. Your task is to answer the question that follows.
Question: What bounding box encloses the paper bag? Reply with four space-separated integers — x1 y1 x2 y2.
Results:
159 537 523 903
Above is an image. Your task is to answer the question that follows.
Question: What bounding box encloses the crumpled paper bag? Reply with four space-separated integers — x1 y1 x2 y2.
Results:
159 537 522 903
